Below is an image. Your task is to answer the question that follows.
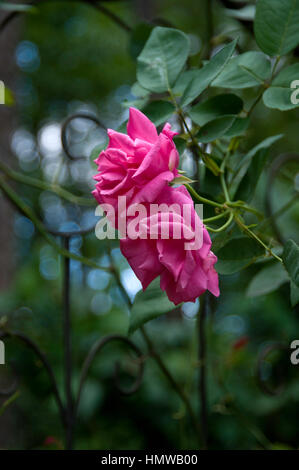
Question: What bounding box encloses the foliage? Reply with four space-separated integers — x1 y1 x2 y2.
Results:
0 0 298 451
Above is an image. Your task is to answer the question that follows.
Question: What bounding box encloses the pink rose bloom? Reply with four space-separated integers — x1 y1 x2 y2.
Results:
92 107 179 226
120 186 220 305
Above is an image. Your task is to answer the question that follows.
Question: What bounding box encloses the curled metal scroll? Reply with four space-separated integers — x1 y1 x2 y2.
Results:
265 153 299 245
75 334 145 416
61 113 107 161
40 112 106 238
48 225 97 238
0 0 130 36
41 112 108 239
0 0 145 450
257 342 288 396
0 110 145 448
0 329 145 425
0 329 66 423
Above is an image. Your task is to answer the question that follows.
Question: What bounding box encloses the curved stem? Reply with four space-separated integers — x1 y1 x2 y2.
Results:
228 201 263 219
185 184 223 208
0 161 95 207
203 210 230 223
206 211 234 233
0 176 111 272
235 215 283 263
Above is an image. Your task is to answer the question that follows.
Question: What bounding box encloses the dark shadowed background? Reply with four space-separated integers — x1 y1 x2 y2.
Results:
0 0 298 450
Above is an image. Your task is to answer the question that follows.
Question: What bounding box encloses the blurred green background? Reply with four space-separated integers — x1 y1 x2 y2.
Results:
0 0 298 450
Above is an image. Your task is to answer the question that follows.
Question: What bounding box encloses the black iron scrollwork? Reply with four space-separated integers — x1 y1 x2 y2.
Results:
0 112 145 449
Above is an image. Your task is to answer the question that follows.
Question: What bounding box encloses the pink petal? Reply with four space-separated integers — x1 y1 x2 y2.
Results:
127 107 158 144
120 238 162 290
157 239 185 282
161 122 179 139
107 129 135 154
131 171 174 204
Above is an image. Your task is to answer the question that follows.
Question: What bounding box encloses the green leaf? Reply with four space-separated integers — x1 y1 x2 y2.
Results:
230 134 283 198
170 175 196 186
128 279 176 334
263 64 299 110
197 116 236 143
254 0 299 56
189 94 243 126
180 39 237 107
173 136 186 155
173 69 198 97
131 82 150 98
212 52 271 89
202 154 221 176
234 148 268 202
246 262 289 297
216 237 265 274
290 281 299 307
224 117 250 137
141 100 175 126
283 239 299 288
137 27 190 93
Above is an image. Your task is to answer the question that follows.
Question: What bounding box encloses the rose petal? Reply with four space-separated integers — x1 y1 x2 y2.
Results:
127 107 158 144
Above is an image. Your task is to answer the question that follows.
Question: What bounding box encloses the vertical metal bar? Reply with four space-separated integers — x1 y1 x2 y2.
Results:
198 293 208 449
62 235 74 449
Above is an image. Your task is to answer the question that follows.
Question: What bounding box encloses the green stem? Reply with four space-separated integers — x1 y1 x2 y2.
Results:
220 150 231 203
168 88 204 160
235 214 283 263
245 56 280 117
186 184 223 208
205 211 234 233
0 390 20 417
0 161 95 207
228 201 263 219
245 87 265 116
0 176 111 272
272 55 281 77
203 210 230 223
